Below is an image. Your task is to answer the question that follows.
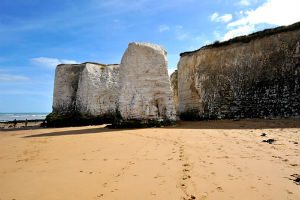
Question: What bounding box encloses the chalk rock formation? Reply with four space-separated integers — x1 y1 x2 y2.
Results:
118 42 176 123
170 70 179 115
76 63 119 117
178 22 300 120
52 64 85 114
49 62 119 126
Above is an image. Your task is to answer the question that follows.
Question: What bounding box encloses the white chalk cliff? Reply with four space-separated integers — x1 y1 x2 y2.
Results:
76 63 119 117
118 42 176 121
53 64 84 114
52 62 119 117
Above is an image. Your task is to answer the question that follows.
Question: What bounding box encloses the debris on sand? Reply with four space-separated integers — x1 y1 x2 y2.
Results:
260 133 267 137
262 139 276 144
290 174 300 185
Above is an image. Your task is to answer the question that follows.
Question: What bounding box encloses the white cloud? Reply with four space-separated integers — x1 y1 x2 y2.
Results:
31 57 78 68
239 0 251 6
159 25 170 32
220 14 233 23
211 12 233 23
219 0 300 41
223 24 255 41
0 74 30 82
229 0 300 27
210 12 219 21
213 31 222 40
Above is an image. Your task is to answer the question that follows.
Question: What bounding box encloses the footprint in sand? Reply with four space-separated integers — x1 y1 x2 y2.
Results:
286 190 293 195
216 186 223 192
150 192 156 196
182 175 191 180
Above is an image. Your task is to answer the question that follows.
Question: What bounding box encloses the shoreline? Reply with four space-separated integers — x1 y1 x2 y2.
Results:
0 120 44 130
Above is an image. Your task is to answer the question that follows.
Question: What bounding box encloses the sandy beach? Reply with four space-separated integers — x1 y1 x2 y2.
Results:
0 119 299 200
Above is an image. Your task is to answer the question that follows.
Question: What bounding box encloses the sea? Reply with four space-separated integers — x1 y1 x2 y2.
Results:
0 113 48 122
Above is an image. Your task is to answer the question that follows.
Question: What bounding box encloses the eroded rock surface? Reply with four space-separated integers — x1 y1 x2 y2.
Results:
49 62 119 126
53 64 85 114
118 42 176 123
178 22 300 120
170 70 179 115
76 63 119 117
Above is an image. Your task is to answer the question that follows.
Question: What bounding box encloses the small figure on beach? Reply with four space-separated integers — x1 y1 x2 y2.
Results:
25 119 28 127
13 119 17 128
41 120 47 127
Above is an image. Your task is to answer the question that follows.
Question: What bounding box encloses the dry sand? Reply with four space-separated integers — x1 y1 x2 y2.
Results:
0 119 299 200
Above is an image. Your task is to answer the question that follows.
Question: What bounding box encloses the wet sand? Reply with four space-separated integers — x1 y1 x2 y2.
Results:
0 119 299 200
0 121 43 130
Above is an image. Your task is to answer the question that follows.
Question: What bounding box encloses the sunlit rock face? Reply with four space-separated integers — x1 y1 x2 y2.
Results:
170 70 179 115
118 42 176 122
50 62 120 127
178 22 300 120
76 62 120 117
52 64 85 114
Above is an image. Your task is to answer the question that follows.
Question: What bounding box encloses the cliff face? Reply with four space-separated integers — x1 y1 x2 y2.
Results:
118 42 176 122
178 23 300 119
50 42 176 127
52 64 85 114
50 62 119 126
170 70 179 115
76 63 119 117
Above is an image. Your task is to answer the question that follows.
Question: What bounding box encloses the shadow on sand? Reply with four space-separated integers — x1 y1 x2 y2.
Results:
173 118 300 130
22 126 129 138
1 118 299 138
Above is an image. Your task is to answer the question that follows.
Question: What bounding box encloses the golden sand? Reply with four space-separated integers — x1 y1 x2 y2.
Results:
0 119 299 200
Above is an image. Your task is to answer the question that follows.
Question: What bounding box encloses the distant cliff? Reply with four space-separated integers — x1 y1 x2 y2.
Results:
178 22 300 120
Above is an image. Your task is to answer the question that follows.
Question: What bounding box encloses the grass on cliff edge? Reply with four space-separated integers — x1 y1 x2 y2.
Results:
180 21 300 56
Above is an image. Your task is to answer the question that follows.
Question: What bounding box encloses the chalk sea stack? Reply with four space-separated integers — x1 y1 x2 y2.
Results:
177 22 300 120
76 63 119 117
116 42 176 127
46 42 176 127
47 62 120 127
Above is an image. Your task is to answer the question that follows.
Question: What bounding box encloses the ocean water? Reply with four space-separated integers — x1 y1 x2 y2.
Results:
0 113 48 122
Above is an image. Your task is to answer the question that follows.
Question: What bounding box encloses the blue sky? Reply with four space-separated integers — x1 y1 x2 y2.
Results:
0 0 299 113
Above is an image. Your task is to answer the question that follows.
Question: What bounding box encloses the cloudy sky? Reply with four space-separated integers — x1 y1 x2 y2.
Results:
0 0 299 113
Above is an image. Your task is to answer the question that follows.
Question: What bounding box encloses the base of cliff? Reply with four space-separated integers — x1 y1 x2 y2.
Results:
108 119 176 128
45 112 115 127
179 109 300 121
